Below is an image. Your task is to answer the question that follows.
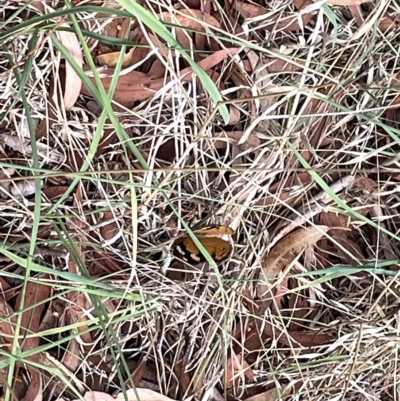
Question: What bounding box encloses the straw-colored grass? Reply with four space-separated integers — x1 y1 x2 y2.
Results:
0 0 400 400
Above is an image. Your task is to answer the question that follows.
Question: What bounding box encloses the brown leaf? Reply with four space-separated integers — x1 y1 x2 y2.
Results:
287 287 313 332
119 388 179 401
96 48 135 68
15 281 51 351
224 354 254 390
293 0 312 8
173 358 192 397
0 296 15 349
260 226 329 284
244 321 332 352
106 17 131 39
256 226 330 314
348 5 364 26
14 281 51 401
379 15 400 31
244 385 294 401
269 172 312 194
234 2 266 18
158 9 220 30
43 186 70 200
65 185 92 352
212 131 261 152
266 0 314 32
319 212 365 264
131 359 148 387
101 211 118 241
326 0 370 4
264 58 303 73
62 338 81 372
56 29 83 110
75 392 114 401
255 191 292 207
386 94 400 125
81 48 241 107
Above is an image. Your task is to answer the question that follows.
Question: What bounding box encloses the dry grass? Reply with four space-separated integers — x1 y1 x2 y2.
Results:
1 0 400 401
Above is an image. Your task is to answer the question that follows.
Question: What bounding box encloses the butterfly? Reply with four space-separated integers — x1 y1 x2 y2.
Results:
173 225 234 264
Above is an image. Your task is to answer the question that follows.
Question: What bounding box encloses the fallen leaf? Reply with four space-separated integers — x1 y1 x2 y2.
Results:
100 211 117 241
75 392 114 401
0 296 15 349
10 180 39 198
131 358 148 387
96 48 135 68
264 57 304 73
157 9 220 52
0 277 16 300
224 354 254 390
173 355 192 397
43 186 70 200
0 133 63 163
293 0 312 7
265 0 314 32
268 172 312 194
243 321 332 352
244 385 294 401
234 2 266 18
226 106 241 125
158 9 220 30
326 0 370 4
386 95 400 126
55 29 83 110
348 5 364 26
255 191 292 207
259 226 330 285
256 226 330 314
116 389 177 401
65 184 92 370
81 48 241 107
14 281 51 401
319 212 365 264
379 15 400 31
212 131 261 152
104 17 131 39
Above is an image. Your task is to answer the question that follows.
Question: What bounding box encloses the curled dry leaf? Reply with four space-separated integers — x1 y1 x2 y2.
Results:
95 48 135 68
256 226 330 315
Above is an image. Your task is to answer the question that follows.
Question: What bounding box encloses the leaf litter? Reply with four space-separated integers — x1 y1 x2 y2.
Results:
1 0 400 400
